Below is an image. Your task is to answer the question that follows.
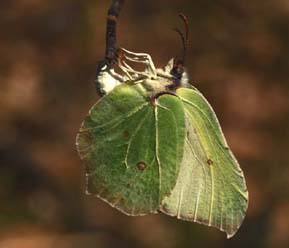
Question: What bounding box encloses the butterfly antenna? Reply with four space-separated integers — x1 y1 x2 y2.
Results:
179 13 189 46
173 27 186 59
173 13 189 63
105 0 125 63
169 13 189 89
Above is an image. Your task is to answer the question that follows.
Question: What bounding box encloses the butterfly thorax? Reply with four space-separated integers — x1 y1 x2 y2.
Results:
95 48 190 98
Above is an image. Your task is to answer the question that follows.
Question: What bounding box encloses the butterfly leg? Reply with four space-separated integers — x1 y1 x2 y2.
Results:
119 48 157 79
117 53 151 79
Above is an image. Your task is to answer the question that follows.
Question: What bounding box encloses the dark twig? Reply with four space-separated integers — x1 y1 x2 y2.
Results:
105 0 125 62
95 0 125 96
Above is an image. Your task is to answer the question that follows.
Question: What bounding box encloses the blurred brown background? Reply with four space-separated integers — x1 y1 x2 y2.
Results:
1 0 289 247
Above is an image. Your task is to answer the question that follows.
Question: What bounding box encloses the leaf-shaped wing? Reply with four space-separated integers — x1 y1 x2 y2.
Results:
160 88 248 238
76 84 186 215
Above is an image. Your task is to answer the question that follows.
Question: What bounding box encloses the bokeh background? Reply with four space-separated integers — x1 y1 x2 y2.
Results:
1 0 289 247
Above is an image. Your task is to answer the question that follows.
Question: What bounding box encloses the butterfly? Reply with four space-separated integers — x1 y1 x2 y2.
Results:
76 0 248 238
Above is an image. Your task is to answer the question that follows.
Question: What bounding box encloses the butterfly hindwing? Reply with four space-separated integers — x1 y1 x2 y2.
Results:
161 88 248 238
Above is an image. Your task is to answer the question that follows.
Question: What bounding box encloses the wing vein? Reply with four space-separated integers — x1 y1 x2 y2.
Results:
124 108 151 168
154 106 162 201
81 101 149 133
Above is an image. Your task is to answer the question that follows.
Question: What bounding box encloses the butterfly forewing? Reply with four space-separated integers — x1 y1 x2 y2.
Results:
76 84 186 215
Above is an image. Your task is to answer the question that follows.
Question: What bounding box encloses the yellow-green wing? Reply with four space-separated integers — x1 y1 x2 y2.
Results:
76 84 186 215
161 88 248 238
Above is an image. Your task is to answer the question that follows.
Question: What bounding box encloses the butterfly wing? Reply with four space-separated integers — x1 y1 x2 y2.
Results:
76 84 186 215
160 88 248 238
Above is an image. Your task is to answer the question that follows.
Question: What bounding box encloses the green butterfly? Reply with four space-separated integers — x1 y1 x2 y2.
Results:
76 0 248 238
